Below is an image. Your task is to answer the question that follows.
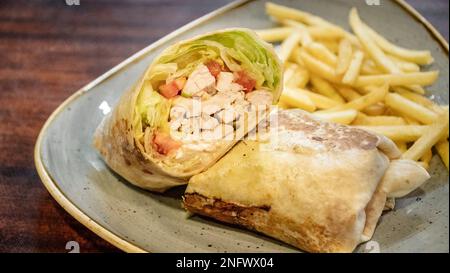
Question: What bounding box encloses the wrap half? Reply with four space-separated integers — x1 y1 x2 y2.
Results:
183 109 430 252
94 29 282 192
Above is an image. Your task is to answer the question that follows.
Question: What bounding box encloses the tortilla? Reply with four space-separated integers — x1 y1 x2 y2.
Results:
94 28 282 192
183 109 429 252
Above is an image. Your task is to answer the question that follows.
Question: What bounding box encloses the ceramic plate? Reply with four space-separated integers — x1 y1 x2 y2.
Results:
35 0 449 252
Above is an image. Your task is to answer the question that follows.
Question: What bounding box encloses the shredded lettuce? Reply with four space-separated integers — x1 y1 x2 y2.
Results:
134 29 282 142
135 80 171 137
150 29 281 92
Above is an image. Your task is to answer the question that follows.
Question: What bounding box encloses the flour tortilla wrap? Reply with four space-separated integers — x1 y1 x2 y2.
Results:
184 109 429 252
94 29 282 192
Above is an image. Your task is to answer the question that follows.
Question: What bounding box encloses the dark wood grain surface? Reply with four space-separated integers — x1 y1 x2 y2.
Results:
0 0 448 253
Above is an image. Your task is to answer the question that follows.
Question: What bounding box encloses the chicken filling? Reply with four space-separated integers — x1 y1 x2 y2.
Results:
146 60 273 158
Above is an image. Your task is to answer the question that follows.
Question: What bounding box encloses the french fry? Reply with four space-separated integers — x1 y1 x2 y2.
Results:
308 25 345 40
305 42 338 67
389 55 420 72
363 102 386 116
349 8 400 74
336 86 361 101
320 84 388 113
299 49 340 83
402 110 449 161
352 112 406 126
310 76 345 103
265 2 361 47
313 109 358 125
362 21 433 65
361 58 382 75
385 93 439 124
256 27 293 42
289 47 305 66
287 87 340 109
280 87 316 112
405 85 426 95
420 149 433 169
436 140 449 170
279 19 313 45
280 19 343 41
392 86 444 114
354 71 439 87
336 39 353 75
342 50 364 84
355 125 428 142
280 31 302 63
277 101 291 109
266 2 329 26
395 141 408 153
288 67 310 88
319 40 340 54
403 115 421 125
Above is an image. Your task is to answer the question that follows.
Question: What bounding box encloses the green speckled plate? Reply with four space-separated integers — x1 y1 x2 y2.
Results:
35 0 449 252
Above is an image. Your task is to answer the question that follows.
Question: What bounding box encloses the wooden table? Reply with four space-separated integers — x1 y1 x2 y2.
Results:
0 0 448 253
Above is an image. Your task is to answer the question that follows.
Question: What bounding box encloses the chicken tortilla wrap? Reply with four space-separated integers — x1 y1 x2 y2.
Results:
183 109 430 252
94 28 282 192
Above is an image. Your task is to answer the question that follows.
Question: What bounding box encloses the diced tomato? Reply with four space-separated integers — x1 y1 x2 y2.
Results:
158 77 186 99
205 60 223 77
234 71 256 92
152 132 181 155
174 77 186 90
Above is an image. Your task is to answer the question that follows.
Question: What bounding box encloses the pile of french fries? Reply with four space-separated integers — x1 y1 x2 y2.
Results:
256 2 449 171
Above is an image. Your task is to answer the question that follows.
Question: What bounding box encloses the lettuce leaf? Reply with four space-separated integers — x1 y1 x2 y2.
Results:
134 29 282 141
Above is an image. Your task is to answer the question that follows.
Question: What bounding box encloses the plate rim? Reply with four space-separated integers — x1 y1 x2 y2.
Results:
34 0 449 253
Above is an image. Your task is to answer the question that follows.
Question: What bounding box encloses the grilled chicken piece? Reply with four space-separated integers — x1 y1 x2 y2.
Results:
216 72 243 93
182 64 216 97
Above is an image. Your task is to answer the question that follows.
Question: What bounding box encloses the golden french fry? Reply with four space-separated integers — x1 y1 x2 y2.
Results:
389 55 420 72
280 19 343 41
392 86 444 114
420 149 433 168
279 20 313 45
385 93 439 124
320 84 388 113
402 110 449 161
307 25 345 40
266 2 328 26
289 47 305 66
336 39 353 75
342 50 364 84
362 21 433 65
299 49 340 83
287 87 340 109
360 59 382 75
288 67 310 88
265 2 361 47
255 27 293 42
310 76 345 103
355 125 428 142
354 71 439 87
436 140 449 170
319 40 340 54
280 31 302 63
363 102 386 116
352 112 406 126
405 85 426 95
277 101 291 109
313 109 358 125
336 86 361 101
280 86 316 112
283 64 297 85
349 8 400 74
305 42 338 67
395 141 408 153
